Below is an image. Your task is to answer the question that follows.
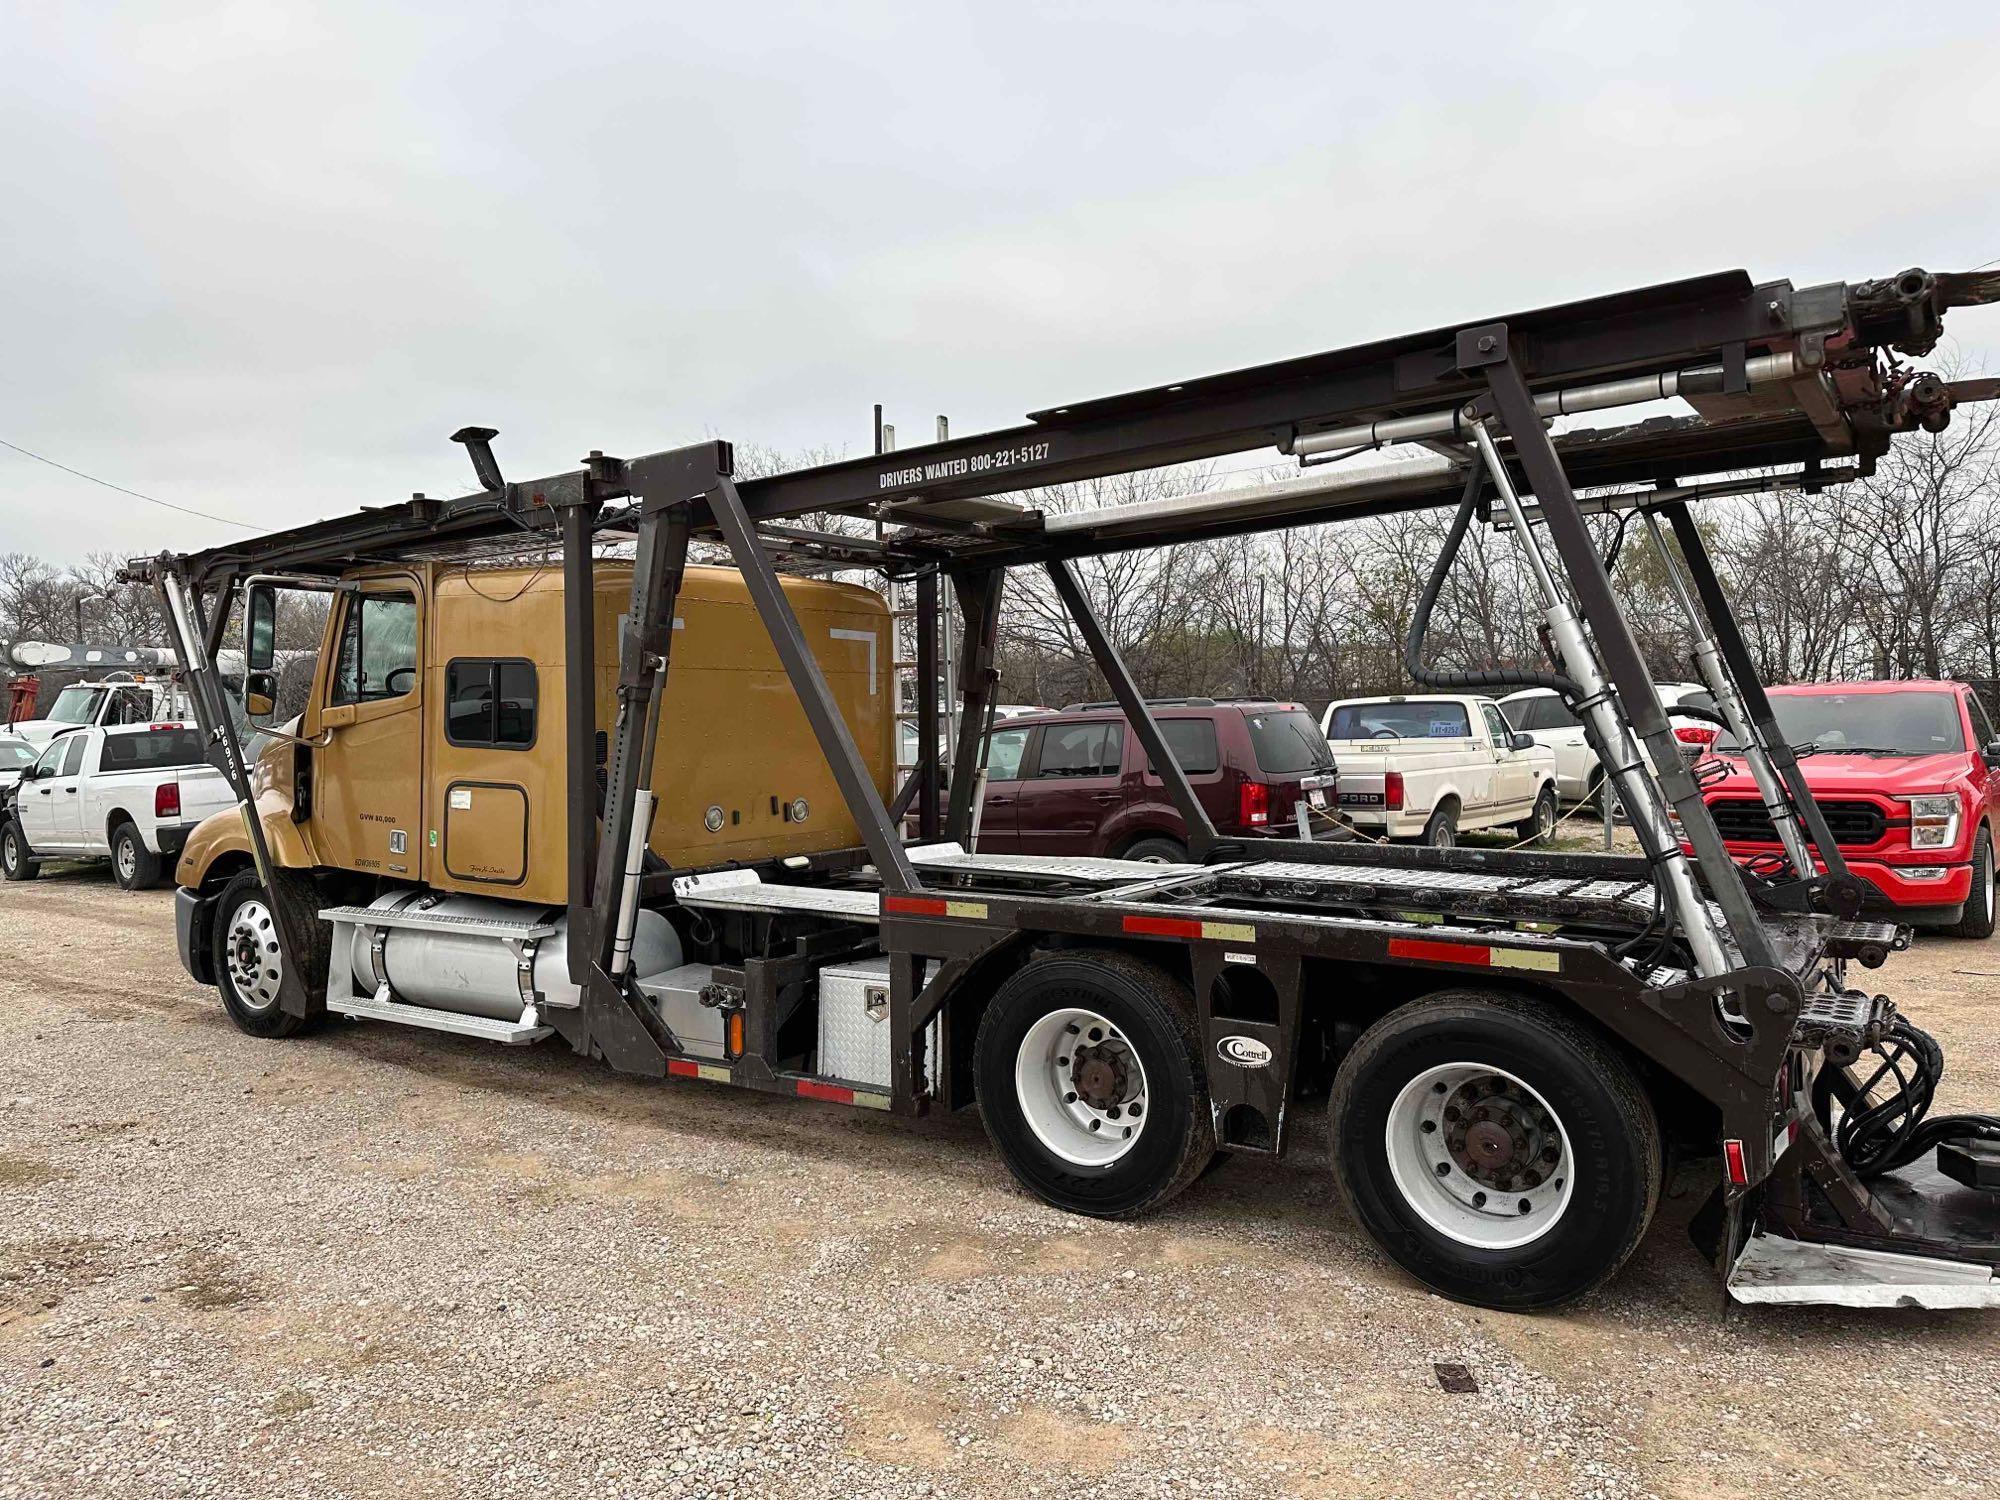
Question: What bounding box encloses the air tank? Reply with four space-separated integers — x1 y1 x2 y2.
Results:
345 893 682 1022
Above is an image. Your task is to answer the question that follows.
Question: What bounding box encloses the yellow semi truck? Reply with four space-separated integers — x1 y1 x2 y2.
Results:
132 265 2000 1312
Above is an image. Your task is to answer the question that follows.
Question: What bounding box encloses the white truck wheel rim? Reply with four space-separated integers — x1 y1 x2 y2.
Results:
224 898 284 1013
1014 1007 1149 1167
116 837 136 880
1384 1062 1574 1250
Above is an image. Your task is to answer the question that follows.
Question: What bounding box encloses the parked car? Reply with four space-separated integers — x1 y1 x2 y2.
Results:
0 722 233 889
1322 693 1559 847
1499 682 1719 806
974 698 1338 861
1690 679 2000 937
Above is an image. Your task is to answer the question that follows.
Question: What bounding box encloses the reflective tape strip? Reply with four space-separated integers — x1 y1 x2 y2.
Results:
1724 1138 1749 1185
1385 937 1560 974
667 1059 733 1084
797 1079 853 1104
1489 948 1562 973
882 895 988 920
1123 915 1257 943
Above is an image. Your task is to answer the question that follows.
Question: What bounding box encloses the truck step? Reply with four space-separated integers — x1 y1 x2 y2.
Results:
319 903 557 940
330 992 553 1046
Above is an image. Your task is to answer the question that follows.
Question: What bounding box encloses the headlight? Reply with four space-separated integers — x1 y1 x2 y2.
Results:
1901 793 1962 849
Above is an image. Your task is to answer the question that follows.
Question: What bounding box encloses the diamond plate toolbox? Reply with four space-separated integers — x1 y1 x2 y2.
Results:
817 956 936 1091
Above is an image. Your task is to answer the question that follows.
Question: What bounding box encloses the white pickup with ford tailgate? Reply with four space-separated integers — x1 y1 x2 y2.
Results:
1 724 233 888
1320 693 1559 846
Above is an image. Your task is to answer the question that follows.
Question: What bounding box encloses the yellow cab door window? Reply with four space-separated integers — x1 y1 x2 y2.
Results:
310 588 425 879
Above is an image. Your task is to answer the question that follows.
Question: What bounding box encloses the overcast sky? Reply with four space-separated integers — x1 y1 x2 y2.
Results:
2 2 1996 562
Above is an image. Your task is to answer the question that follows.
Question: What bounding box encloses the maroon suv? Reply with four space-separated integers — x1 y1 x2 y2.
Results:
974 698 1338 861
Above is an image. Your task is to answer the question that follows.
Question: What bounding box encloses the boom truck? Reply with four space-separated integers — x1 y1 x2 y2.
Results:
127 268 2000 1311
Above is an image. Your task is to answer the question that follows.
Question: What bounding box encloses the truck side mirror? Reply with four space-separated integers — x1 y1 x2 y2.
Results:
244 669 278 720
245 583 278 673
1510 731 1535 752
1985 738 2000 768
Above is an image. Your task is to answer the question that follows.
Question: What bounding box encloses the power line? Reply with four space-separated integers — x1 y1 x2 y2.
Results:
0 436 252 529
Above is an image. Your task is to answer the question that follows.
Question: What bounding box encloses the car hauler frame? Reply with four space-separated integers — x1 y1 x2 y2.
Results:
129 264 2000 1310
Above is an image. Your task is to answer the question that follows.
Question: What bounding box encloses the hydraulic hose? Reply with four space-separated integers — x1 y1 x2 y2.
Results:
1404 462 1582 700
1820 1017 2000 1177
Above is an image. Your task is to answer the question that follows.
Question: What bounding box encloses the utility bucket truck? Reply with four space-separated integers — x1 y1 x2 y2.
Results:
129 269 2000 1311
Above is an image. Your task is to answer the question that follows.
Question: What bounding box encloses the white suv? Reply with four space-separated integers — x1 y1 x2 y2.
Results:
1499 683 1719 806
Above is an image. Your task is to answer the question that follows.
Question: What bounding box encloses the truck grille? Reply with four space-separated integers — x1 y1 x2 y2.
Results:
1708 797 1888 847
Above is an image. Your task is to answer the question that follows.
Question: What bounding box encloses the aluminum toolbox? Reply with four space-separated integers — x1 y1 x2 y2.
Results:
817 956 935 1091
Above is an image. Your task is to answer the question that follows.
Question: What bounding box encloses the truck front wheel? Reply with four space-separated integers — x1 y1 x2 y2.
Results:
212 870 325 1038
1 819 38 881
974 951 1215 1218
1329 989 1661 1310
1948 828 1996 940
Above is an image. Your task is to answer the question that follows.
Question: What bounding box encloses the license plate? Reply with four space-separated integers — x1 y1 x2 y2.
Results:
1308 789 1326 808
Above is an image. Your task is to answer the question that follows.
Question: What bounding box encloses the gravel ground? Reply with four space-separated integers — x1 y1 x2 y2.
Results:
4 866 1999 1499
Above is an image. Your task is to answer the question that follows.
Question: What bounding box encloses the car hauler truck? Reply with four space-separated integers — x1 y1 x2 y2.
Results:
129 269 2000 1311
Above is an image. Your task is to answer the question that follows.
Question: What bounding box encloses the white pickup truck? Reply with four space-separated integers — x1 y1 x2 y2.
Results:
1 724 233 889
7 675 193 748
1320 693 1560 847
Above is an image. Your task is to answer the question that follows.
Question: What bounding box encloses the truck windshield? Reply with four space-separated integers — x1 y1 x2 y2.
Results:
1326 701 1471 740
1246 710 1336 774
45 686 106 724
1718 690 1965 756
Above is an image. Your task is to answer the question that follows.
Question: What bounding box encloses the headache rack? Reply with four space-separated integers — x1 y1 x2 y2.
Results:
129 262 2000 1306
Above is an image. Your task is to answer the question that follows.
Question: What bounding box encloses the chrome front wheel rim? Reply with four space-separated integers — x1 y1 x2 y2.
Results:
1014 1007 1150 1167
224 897 283 1012
1384 1062 1574 1250
115 837 136 881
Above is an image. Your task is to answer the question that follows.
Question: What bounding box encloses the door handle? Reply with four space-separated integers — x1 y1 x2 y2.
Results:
37 787 51 795
1090 791 1120 802
64 787 79 794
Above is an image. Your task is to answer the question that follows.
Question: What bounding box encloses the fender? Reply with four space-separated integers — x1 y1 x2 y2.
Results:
175 742 316 890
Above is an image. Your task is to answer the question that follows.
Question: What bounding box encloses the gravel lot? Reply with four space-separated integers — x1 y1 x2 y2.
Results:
4 868 1999 1499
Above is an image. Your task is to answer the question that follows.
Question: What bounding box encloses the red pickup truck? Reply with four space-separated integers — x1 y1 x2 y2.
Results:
1694 680 2000 938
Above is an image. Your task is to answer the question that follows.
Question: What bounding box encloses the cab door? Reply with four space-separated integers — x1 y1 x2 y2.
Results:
20 734 86 849
1481 701 1533 812
306 582 426 880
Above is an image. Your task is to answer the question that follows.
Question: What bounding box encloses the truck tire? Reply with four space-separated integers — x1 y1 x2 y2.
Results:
1514 786 1559 846
1120 836 1188 865
1419 801 1458 848
212 869 328 1038
111 821 162 891
1949 828 1996 940
1329 989 1661 1311
0 819 38 881
974 950 1215 1218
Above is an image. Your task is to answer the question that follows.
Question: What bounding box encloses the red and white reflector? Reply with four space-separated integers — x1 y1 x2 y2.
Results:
1723 1138 1749 1185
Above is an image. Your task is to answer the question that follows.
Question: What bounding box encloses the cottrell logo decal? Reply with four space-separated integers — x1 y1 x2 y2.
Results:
1216 1035 1273 1068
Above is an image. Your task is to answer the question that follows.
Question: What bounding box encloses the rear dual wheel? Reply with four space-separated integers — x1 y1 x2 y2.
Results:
1330 990 1661 1310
